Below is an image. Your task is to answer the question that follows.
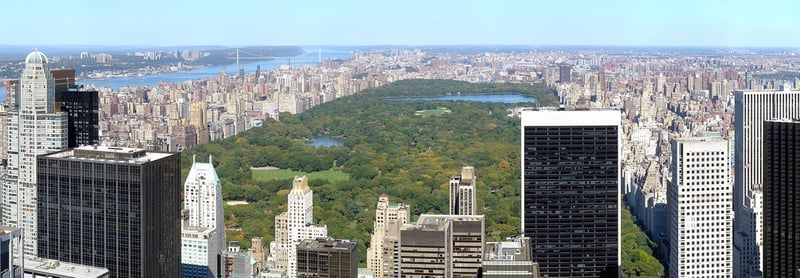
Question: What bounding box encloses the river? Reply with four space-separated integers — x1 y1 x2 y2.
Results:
0 47 353 100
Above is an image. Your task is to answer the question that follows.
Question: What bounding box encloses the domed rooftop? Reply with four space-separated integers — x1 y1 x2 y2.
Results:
25 50 47 64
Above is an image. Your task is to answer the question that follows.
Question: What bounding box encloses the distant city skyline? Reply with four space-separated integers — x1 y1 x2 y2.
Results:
2 0 799 47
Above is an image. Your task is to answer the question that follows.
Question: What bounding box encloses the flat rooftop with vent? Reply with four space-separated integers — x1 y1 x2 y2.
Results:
41 145 173 163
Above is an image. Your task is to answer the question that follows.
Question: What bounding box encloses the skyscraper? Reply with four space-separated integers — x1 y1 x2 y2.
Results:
639 84 654 123
190 102 209 144
267 176 327 277
0 105 7 166
733 89 800 276
2 50 68 256
181 155 226 278
449 166 476 215
50 69 76 95
598 70 607 92
251 237 266 271
36 146 181 277
399 214 484 278
734 190 763 278
60 89 100 148
296 237 358 278
367 194 409 278
559 65 571 83
50 69 100 148
521 109 620 277
762 119 800 277
667 136 733 278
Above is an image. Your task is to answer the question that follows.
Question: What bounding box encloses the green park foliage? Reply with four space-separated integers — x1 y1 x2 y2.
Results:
622 205 665 277
252 169 350 182
180 79 558 262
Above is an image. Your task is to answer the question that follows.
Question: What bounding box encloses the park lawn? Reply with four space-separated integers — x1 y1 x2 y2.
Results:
415 107 451 117
252 168 350 182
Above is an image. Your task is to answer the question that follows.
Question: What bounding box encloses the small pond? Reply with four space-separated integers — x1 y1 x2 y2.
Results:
306 135 344 147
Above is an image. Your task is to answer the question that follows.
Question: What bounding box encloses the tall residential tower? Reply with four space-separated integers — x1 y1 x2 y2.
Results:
2 51 68 256
449 166 476 215
267 176 327 277
367 194 410 278
181 155 226 278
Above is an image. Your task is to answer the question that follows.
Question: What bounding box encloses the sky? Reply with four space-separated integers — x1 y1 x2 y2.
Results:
2 0 799 47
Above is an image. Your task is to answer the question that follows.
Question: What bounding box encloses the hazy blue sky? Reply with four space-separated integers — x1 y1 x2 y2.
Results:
3 0 798 47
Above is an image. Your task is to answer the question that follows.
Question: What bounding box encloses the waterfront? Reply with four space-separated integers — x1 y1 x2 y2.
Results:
0 48 352 100
78 48 352 90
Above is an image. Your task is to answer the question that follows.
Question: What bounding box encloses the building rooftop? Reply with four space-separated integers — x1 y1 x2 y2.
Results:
407 214 484 231
289 176 311 196
521 109 621 126
24 257 110 278
485 236 532 261
298 237 357 252
41 145 173 163
357 268 374 278
766 118 800 123
672 135 726 143
181 221 216 236
25 50 47 64
0 226 21 235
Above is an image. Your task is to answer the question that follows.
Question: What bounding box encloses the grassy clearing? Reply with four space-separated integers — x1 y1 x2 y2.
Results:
252 168 350 182
415 107 451 117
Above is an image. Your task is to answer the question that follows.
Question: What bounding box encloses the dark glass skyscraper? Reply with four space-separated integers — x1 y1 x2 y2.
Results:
521 109 620 278
559 65 571 83
51 69 100 148
36 146 181 278
763 119 800 277
61 88 99 148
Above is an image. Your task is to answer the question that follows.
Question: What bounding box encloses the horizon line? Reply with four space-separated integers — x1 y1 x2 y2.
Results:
0 44 798 49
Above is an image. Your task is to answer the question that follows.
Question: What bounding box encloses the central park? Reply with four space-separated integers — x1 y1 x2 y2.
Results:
180 79 663 276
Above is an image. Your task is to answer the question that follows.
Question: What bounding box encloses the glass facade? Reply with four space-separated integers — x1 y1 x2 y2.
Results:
60 89 100 148
36 148 181 278
763 120 800 277
522 125 619 277
296 238 357 278
181 263 213 278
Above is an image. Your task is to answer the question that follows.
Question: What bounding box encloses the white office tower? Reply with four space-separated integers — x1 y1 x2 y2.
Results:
2 50 67 256
449 166 476 215
367 194 410 278
267 176 327 278
733 190 762 278
668 136 733 278
181 155 226 278
733 89 800 276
